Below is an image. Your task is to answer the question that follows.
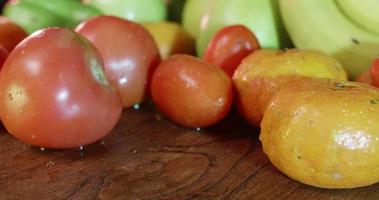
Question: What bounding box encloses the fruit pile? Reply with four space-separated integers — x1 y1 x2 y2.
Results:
0 0 379 190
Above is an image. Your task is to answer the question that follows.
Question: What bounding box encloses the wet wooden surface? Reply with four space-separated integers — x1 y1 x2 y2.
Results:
0 104 379 200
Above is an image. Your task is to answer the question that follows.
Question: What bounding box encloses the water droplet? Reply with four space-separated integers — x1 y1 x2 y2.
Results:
131 150 137 154
133 104 140 110
195 127 201 132
100 140 105 145
79 146 84 150
40 147 45 151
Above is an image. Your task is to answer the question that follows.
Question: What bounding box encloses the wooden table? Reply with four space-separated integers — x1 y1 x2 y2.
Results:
1 104 378 200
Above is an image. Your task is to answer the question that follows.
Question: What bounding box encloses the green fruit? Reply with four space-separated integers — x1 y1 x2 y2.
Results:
84 0 167 23
3 0 101 34
182 0 211 38
22 0 101 28
3 1 64 34
166 0 186 23
280 0 379 79
183 0 291 57
335 0 379 35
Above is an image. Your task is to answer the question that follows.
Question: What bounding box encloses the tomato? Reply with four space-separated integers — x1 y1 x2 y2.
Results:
0 45 9 68
204 25 260 77
370 56 379 87
76 16 161 108
151 54 233 128
0 16 28 52
0 28 122 149
356 69 373 86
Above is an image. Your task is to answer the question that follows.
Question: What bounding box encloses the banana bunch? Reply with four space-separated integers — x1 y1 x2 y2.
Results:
280 0 379 79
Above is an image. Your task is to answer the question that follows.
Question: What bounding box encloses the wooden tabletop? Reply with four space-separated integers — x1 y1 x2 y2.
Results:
1 103 379 200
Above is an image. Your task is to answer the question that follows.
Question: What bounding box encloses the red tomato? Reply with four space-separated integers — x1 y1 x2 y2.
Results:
0 45 9 67
370 56 379 87
356 69 373 85
151 54 233 128
75 16 161 108
0 16 28 52
204 25 260 77
0 28 122 149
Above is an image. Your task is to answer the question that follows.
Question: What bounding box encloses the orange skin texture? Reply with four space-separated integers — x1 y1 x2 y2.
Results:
233 49 347 128
0 16 27 52
151 54 233 128
204 25 260 78
0 28 122 149
235 75 312 129
260 79 379 188
76 16 161 108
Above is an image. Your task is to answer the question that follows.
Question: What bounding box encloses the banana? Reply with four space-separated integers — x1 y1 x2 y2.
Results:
335 0 379 35
280 0 379 79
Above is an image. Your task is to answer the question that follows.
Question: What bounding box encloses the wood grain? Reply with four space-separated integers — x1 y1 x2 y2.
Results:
0 104 378 200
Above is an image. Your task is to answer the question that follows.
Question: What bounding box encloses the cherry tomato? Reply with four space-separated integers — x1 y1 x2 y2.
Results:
0 45 9 67
204 25 260 77
356 69 373 86
0 16 27 52
370 56 379 87
0 28 122 149
76 16 161 108
151 54 233 128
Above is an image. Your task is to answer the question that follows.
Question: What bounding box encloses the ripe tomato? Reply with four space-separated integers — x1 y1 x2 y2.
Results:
370 56 379 87
76 16 161 108
356 69 373 86
0 16 27 52
204 25 260 77
151 54 233 128
0 45 9 67
0 28 122 149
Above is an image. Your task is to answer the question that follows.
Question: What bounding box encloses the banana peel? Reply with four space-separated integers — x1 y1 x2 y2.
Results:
280 0 379 79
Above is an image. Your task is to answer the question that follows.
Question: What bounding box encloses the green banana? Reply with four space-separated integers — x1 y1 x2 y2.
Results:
335 0 379 35
3 0 101 34
280 0 379 79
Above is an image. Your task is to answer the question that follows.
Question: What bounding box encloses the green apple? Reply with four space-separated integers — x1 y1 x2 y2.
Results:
183 0 292 57
182 0 211 38
84 0 167 23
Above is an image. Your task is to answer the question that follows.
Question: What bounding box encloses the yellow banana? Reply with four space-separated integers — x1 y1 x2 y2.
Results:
280 0 379 79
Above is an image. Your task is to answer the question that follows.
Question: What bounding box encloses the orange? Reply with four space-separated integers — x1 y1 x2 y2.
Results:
260 79 379 188
233 49 347 128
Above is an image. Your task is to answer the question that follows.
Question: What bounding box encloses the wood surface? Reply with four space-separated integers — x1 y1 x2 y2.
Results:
0 103 378 200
